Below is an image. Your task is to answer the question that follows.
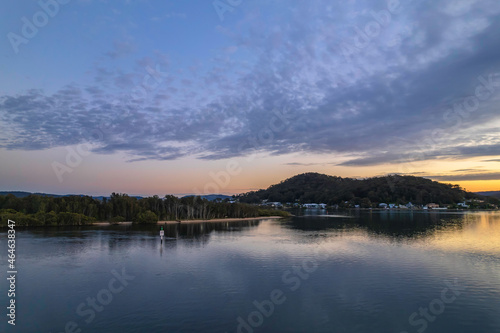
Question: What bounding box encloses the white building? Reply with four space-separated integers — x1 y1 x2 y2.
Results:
303 203 319 209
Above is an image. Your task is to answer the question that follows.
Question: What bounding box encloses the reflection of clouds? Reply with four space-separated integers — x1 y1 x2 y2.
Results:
422 212 500 256
13 212 500 332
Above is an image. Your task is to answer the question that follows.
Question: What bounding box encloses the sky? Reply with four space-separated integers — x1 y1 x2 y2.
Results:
1 0 500 196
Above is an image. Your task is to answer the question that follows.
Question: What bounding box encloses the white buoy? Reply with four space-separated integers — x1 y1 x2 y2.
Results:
160 227 164 242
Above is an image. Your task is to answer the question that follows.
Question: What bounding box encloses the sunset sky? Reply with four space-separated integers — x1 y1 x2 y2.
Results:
1 0 500 196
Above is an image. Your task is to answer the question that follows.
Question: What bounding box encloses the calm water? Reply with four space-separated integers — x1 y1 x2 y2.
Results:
1 211 500 333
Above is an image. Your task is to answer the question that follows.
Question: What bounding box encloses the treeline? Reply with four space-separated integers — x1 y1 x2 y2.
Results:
0 193 289 227
237 173 500 206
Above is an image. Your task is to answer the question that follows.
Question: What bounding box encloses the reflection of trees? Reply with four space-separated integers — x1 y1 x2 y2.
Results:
285 212 468 239
18 220 261 255
166 220 261 237
103 220 261 252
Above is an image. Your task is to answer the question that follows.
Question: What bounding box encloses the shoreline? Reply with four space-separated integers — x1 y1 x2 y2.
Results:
92 216 284 226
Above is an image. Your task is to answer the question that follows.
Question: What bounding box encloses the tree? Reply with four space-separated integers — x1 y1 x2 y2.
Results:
361 198 372 208
134 210 158 224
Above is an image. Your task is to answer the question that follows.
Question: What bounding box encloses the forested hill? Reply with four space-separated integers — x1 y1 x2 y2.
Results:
237 173 497 206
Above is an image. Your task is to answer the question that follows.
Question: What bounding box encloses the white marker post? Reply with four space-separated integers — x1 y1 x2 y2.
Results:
160 226 164 243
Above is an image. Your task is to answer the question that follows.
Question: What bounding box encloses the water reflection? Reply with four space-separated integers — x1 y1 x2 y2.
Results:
9 219 262 256
285 211 500 259
2 213 500 333
288 210 466 237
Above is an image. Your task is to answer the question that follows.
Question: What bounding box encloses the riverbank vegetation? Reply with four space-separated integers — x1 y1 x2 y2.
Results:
0 193 289 227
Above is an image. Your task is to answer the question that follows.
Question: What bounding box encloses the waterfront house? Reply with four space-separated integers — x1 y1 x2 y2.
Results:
303 203 320 209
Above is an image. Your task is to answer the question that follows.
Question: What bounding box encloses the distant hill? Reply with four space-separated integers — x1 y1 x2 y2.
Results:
237 172 495 206
476 191 500 198
0 191 143 200
0 191 65 198
0 191 232 201
183 194 233 201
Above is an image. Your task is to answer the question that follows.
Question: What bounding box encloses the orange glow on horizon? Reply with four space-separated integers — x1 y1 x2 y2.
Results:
451 180 500 193
0 148 498 196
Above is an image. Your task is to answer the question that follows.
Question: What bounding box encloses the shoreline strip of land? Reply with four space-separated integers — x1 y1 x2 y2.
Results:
92 216 284 226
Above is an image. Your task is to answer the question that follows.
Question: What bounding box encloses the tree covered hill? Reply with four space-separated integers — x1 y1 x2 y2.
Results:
0 191 144 200
237 173 497 206
0 191 66 198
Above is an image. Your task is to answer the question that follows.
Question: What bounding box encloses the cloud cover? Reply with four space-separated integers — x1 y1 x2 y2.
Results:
1 0 500 165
